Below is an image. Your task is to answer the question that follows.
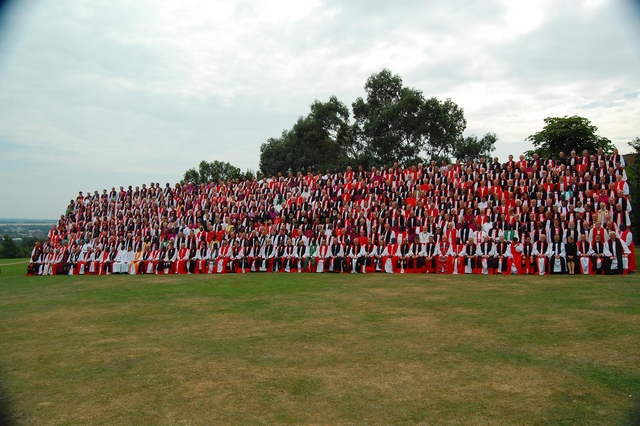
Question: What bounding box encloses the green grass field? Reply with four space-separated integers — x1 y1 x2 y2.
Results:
0 259 639 425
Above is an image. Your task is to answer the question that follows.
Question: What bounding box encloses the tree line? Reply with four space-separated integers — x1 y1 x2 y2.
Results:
183 69 623 182
0 235 39 259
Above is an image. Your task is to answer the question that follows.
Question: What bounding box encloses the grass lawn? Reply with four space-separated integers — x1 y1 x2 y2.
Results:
0 259 639 425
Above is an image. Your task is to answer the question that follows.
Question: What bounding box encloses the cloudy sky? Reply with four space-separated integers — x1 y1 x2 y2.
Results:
0 0 639 219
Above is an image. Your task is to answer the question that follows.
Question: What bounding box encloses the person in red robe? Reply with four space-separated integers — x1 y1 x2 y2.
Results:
447 238 465 274
215 240 231 273
382 238 399 273
176 244 190 274
436 235 450 274
314 238 330 273
619 224 636 272
506 237 522 275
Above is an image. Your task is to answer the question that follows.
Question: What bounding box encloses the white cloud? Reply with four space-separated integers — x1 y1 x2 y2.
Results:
499 0 548 36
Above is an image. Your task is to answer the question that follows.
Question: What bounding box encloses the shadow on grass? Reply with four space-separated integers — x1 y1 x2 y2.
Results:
627 397 640 426
0 366 18 426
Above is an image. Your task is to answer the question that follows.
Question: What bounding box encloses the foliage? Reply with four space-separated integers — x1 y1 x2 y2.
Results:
245 169 261 180
525 116 614 159
259 70 474 175
352 69 467 166
0 235 21 259
259 96 353 176
453 132 497 162
259 132 291 177
0 236 40 259
183 160 250 185
352 69 420 166
627 137 640 243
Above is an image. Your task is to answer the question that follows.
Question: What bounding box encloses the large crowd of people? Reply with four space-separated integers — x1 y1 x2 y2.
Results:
28 148 635 277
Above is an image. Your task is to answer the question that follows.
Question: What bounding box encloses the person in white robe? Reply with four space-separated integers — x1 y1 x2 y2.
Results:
113 246 127 274
546 234 567 274
531 234 550 276
314 238 330 273
576 234 593 275
603 231 631 274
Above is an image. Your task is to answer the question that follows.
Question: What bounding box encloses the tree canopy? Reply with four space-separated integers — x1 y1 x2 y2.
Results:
452 132 497 163
259 96 353 176
183 160 253 185
352 69 467 166
525 116 614 159
259 69 474 176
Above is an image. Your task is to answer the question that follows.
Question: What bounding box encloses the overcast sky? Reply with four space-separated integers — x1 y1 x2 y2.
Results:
0 0 639 219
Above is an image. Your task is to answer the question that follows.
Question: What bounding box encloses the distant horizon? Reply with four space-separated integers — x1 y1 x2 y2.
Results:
0 218 57 222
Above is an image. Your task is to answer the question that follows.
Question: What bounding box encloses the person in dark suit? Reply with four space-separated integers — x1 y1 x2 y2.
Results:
565 235 577 275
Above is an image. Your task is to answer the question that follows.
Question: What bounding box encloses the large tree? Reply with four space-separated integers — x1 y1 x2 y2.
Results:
352 69 467 166
525 116 614 158
260 69 488 175
259 96 353 176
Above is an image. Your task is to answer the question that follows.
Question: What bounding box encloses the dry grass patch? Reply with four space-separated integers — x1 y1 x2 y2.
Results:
365 287 407 297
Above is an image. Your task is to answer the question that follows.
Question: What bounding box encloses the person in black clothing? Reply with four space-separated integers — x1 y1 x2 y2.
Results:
565 235 577 275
